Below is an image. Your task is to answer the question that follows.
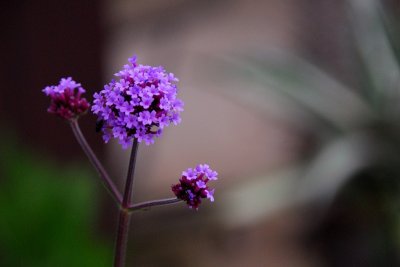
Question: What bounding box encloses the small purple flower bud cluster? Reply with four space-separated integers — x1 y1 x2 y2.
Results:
43 77 90 120
172 164 218 210
91 56 184 148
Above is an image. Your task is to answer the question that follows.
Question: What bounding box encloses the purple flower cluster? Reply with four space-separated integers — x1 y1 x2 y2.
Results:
172 164 218 210
92 56 183 148
43 77 90 120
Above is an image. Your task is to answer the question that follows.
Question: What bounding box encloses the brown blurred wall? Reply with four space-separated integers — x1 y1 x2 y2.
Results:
0 0 104 160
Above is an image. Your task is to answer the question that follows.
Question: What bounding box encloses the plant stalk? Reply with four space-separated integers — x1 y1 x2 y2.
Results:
114 139 139 267
70 119 122 204
128 197 181 212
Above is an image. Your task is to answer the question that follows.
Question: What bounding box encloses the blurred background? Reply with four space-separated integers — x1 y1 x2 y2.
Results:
1 0 400 266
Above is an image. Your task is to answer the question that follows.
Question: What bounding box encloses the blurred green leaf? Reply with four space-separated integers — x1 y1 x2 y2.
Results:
0 138 112 267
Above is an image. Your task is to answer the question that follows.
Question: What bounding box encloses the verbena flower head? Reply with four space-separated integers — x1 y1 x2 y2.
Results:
43 77 90 120
172 164 218 210
91 56 183 148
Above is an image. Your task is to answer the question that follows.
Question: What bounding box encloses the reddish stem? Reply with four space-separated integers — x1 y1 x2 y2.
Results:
114 139 139 267
70 119 122 205
128 197 181 211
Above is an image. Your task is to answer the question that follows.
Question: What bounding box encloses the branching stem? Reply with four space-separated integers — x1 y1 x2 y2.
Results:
70 119 122 205
128 198 181 212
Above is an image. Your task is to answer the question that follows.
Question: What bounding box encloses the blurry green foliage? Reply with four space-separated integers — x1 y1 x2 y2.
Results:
0 139 112 267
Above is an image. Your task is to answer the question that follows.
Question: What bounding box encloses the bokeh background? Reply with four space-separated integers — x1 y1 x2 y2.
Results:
1 0 400 266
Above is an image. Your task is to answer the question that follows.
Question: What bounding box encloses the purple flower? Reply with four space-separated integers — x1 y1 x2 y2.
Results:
125 115 138 129
91 56 183 148
172 164 218 210
159 97 170 110
196 180 206 189
43 77 90 120
158 115 170 129
140 95 154 109
119 101 134 114
172 99 184 111
138 111 157 125
113 126 127 139
182 168 197 180
205 189 215 202
171 113 181 125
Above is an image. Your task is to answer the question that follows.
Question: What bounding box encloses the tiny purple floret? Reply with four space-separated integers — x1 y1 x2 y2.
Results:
42 77 90 120
91 55 183 148
172 164 218 210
